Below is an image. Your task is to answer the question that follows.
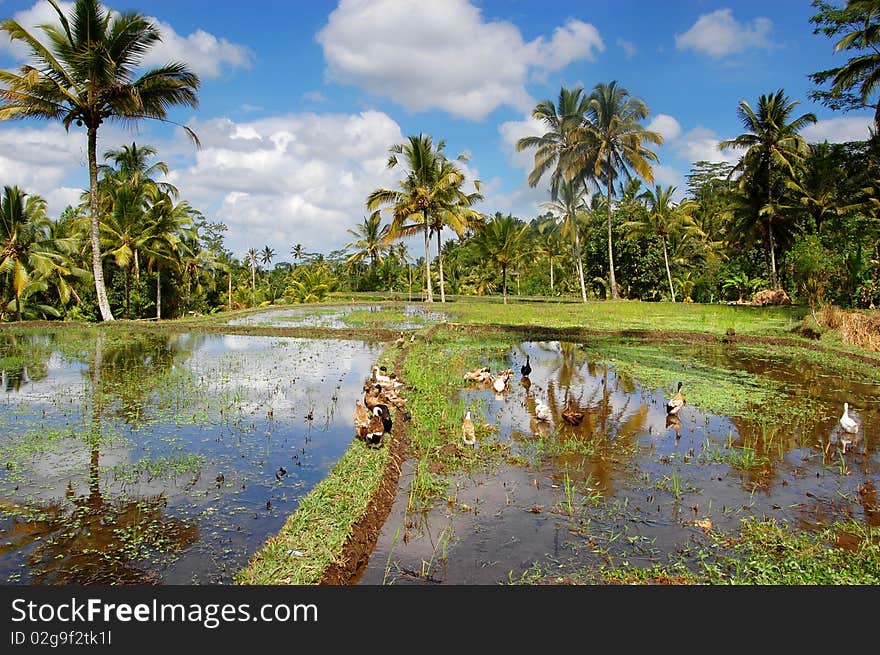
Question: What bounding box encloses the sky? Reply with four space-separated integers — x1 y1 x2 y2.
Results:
0 0 874 262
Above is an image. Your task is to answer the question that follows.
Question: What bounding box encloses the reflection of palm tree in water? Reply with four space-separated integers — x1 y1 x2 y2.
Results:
0 334 199 584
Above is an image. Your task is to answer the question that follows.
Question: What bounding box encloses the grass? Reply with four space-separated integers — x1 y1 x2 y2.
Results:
235 438 390 585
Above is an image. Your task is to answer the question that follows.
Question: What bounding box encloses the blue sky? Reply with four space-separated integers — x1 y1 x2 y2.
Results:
0 0 873 260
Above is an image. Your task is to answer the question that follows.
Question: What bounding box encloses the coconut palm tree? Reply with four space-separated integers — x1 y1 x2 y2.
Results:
245 248 259 297
516 86 592 201
345 211 390 272
472 213 528 304
541 180 591 302
719 89 817 288
623 185 705 302
260 245 275 270
580 81 664 300
0 0 200 322
810 0 880 131
367 133 480 303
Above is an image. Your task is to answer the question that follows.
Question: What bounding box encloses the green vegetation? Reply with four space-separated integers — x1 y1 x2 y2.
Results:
235 439 390 585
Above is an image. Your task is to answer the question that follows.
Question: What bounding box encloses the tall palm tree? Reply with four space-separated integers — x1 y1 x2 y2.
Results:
533 216 566 294
290 243 305 267
580 81 664 300
260 245 276 269
245 247 259 296
0 0 200 322
472 213 528 304
345 211 390 272
624 185 704 302
367 133 480 303
516 86 592 201
719 89 817 288
541 180 590 302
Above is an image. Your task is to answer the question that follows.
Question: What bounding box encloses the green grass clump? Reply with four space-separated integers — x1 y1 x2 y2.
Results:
235 439 389 585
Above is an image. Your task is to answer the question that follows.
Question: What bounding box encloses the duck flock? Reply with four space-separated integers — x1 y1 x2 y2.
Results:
352 340 863 453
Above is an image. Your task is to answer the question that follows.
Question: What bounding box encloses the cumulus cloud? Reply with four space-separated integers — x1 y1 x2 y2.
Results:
317 0 604 120
675 9 773 57
801 115 873 144
497 116 548 173
672 126 742 165
0 1 251 78
161 110 410 257
647 114 682 141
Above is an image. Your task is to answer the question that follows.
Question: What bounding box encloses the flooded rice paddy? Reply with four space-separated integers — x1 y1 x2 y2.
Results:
228 303 446 330
0 330 384 584
358 340 880 584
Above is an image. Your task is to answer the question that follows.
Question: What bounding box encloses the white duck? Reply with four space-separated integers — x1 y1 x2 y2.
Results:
535 400 552 422
462 410 476 447
840 402 859 434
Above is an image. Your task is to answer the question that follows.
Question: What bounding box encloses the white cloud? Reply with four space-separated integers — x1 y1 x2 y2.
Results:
161 110 410 258
675 9 773 57
650 165 684 191
801 115 873 144
672 126 742 165
317 0 604 120
617 37 637 60
0 1 251 78
647 114 682 141
497 116 547 173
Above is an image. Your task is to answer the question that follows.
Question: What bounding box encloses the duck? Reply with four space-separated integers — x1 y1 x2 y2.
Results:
354 399 371 439
665 381 686 415
395 332 406 347
535 399 552 422
462 410 476 447
840 402 859 434
364 405 391 447
492 369 514 393
520 355 531 377
666 413 683 439
464 366 492 383
364 384 384 412
561 397 584 426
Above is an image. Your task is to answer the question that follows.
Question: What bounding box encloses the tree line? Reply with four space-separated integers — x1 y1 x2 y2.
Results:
1 0 878 321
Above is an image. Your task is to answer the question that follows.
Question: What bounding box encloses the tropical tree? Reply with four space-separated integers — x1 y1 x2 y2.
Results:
719 89 817 288
580 81 663 300
809 0 880 131
541 180 590 301
472 213 528 304
260 245 275 270
0 0 200 321
245 248 259 296
345 211 390 272
0 185 84 320
533 215 566 294
624 185 704 302
367 133 481 303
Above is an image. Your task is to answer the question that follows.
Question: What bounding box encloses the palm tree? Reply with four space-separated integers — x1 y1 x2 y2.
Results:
367 134 480 303
0 0 200 322
719 89 817 288
345 211 390 272
0 185 84 320
290 243 305 267
260 245 276 270
472 213 528 304
245 248 259 296
624 185 705 302
516 86 592 201
541 180 590 301
533 216 566 294
809 0 880 131
581 81 664 300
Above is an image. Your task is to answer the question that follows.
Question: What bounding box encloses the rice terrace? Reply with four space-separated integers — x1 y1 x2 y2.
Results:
2 299 878 586
1 0 880 587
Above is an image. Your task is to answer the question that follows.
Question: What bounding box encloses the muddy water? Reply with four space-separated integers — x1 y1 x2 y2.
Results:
0 331 384 584
358 340 880 584
228 303 446 329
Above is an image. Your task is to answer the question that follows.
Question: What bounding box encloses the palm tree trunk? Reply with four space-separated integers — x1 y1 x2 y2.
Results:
156 267 161 321
574 231 587 303
228 271 233 308
768 218 778 289
549 257 555 294
436 229 446 303
662 236 676 303
423 212 433 302
134 250 140 282
502 266 508 304
15 288 22 322
606 176 619 300
125 267 131 318
87 127 114 322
